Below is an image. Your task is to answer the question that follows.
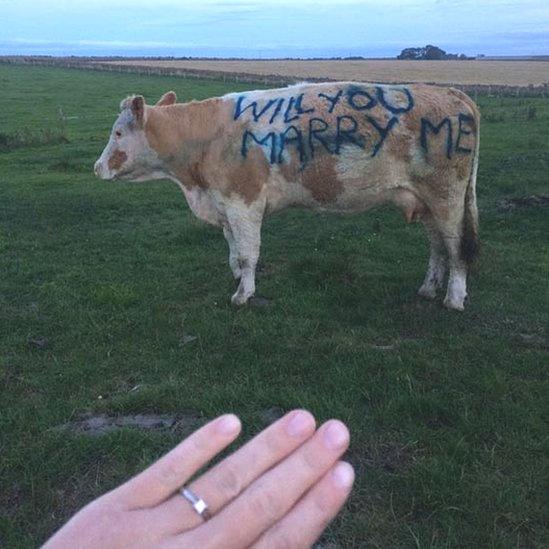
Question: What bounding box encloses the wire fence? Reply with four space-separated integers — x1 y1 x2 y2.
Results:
2 56 548 98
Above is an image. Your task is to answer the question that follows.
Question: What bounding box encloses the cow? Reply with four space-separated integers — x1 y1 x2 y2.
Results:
94 82 480 310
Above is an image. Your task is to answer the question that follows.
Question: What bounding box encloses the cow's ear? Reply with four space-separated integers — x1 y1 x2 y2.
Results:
156 91 177 106
131 95 145 125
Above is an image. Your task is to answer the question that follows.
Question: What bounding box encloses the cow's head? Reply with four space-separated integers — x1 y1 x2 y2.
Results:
94 91 177 181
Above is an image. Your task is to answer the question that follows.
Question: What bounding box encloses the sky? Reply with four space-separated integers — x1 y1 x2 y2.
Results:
0 0 548 58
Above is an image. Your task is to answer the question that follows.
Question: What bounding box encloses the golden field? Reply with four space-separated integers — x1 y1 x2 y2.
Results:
102 59 549 86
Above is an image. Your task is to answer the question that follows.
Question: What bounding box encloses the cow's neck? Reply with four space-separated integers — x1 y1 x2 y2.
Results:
144 100 225 172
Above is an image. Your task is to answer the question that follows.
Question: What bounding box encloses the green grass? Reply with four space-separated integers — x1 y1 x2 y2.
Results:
1 64 548 548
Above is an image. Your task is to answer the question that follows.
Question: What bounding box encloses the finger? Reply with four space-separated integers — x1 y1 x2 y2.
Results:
180 419 350 549
151 409 316 531
251 461 354 549
112 414 242 508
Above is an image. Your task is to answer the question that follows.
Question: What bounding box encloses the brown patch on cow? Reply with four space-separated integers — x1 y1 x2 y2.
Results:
454 153 471 180
188 159 210 190
144 107 186 159
108 149 127 171
386 129 413 163
144 98 233 160
226 148 268 204
173 157 210 191
278 149 300 181
301 155 344 204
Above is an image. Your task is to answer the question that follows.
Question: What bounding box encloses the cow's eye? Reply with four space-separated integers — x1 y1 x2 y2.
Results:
115 130 122 138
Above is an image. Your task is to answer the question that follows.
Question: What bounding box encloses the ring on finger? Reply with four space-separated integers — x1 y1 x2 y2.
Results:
180 487 212 521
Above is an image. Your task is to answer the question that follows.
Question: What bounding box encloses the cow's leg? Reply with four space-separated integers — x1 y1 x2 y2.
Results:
223 226 242 281
418 216 447 299
426 186 469 311
426 193 469 310
226 209 263 306
442 235 468 311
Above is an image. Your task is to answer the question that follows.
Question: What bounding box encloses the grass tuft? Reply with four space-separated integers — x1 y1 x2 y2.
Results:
0 126 69 151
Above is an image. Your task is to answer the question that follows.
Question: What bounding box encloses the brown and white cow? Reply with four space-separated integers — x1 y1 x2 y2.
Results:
94 82 480 310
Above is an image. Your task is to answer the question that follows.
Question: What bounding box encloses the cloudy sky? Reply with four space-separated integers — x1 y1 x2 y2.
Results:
0 0 547 58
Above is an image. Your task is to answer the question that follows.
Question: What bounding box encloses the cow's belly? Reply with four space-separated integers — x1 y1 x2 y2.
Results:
268 182 413 215
313 186 402 213
265 155 413 216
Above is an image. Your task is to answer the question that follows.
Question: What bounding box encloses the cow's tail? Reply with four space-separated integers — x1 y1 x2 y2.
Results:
461 104 480 264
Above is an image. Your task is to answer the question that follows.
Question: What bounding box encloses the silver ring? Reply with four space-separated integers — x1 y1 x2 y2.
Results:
180 487 212 521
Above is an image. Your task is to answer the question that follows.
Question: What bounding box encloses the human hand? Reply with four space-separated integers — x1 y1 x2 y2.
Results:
43 410 354 548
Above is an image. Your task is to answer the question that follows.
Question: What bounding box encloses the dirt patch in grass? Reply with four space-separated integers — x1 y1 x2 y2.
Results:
349 442 423 475
516 333 549 350
259 407 285 425
369 334 423 351
47 159 90 173
27 336 49 350
497 194 549 212
248 295 272 307
370 443 422 473
56 413 204 436
0 482 28 519
180 333 198 345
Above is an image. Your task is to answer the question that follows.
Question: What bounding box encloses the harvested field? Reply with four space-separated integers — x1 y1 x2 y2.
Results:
103 59 549 86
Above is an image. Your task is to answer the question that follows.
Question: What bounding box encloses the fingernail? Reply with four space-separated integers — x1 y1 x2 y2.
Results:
286 410 314 438
332 462 355 489
322 421 349 450
216 414 241 436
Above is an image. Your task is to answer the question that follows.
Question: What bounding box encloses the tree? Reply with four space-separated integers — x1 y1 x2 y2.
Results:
424 45 447 60
397 47 422 60
397 45 468 60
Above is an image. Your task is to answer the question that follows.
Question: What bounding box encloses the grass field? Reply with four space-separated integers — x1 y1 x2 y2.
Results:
1 64 548 548
103 59 549 86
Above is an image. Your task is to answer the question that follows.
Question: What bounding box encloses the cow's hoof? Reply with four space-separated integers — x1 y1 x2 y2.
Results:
417 285 437 300
231 291 250 306
443 297 465 311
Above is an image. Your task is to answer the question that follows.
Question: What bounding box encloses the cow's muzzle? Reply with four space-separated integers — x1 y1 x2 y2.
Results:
94 160 114 180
